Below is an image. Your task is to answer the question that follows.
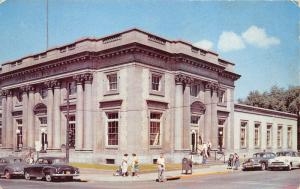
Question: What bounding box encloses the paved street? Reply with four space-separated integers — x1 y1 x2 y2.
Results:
0 169 299 189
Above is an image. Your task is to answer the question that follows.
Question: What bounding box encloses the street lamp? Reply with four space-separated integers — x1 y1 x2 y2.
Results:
41 128 47 153
218 130 223 152
16 129 21 152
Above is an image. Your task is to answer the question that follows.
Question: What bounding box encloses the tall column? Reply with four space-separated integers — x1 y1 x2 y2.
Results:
27 86 35 148
1 91 7 147
211 84 218 148
204 82 212 143
83 73 93 150
6 90 13 149
183 77 192 150
45 81 53 149
174 75 184 150
53 80 61 150
20 86 28 148
74 75 84 150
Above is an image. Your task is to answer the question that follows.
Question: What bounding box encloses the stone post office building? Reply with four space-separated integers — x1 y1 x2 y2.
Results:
0 29 297 163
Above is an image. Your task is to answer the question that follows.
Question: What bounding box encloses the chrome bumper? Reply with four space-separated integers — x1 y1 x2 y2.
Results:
51 173 79 177
12 171 24 175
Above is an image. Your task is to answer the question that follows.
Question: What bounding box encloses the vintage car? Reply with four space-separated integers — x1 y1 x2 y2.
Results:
268 151 300 171
242 152 276 171
24 157 79 182
0 156 27 179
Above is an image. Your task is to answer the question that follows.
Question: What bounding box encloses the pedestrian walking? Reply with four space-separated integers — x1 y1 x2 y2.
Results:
233 153 240 170
157 153 165 182
207 141 212 157
121 154 129 176
202 143 208 164
131 153 139 176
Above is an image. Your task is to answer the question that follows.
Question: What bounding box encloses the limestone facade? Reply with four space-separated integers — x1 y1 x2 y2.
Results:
0 29 297 163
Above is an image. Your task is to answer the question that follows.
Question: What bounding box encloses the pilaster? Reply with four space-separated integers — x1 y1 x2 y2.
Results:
74 75 84 150
27 85 35 148
183 76 192 150
83 73 93 150
6 90 13 149
204 82 212 143
53 80 61 149
211 83 218 148
45 81 54 149
174 74 184 151
1 91 7 147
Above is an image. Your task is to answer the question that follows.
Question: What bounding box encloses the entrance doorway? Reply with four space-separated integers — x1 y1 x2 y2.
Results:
191 130 197 153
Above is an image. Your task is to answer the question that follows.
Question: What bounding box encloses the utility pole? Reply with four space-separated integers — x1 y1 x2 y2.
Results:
66 83 70 163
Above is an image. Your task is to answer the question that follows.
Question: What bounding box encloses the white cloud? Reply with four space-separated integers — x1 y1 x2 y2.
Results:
242 25 280 48
217 31 245 52
0 0 6 4
193 40 213 50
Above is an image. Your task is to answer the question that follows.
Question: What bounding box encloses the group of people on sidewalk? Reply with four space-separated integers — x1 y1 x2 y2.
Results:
197 141 212 164
114 153 166 182
228 153 240 170
115 153 140 177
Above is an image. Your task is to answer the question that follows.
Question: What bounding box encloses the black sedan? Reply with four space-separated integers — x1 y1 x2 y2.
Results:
0 156 27 179
242 152 276 171
24 157 79 182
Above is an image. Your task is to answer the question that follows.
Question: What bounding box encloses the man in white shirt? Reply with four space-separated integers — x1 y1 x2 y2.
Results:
157 153 165 182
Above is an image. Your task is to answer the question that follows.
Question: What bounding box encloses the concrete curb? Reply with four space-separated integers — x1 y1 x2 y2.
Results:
166 170 234 181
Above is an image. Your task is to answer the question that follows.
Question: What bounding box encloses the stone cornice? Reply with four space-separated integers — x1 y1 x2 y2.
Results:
0 43 239 87
234 103 298 120
0 51 91 82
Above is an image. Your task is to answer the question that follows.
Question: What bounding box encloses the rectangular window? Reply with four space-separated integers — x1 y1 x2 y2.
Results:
40 88 47 99
254 123 260 148
218 90 225 103
240 121 247 148
68 81 77 95
190 115 200 125
151 74 161 91
107 74 118 91
149 112 162 146
190 84 200 97
287 127 292 148
266 125 272 147
107 112 119 146
39 117 47 125
277 126 282 148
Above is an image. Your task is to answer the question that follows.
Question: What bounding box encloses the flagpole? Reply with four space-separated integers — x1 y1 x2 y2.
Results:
46 0 48 50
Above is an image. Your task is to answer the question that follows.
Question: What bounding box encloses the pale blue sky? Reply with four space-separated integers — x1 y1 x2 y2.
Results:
0 0 299 100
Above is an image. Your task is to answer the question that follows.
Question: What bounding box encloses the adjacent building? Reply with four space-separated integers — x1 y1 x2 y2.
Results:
0 29 297 164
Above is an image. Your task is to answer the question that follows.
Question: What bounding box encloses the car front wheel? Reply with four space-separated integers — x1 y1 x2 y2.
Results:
286 164 292 171
261 163 266 171
24 172 31 180
45 174 52 182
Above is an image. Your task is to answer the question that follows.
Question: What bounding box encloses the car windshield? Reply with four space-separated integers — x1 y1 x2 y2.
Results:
50 158 66 164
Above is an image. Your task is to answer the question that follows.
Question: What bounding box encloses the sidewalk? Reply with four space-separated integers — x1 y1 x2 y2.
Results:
78 164 238 182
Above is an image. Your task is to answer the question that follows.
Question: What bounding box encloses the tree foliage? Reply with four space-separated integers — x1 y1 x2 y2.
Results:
239 85 300 114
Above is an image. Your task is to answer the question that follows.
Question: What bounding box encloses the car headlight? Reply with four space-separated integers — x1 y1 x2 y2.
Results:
285 159 289 163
